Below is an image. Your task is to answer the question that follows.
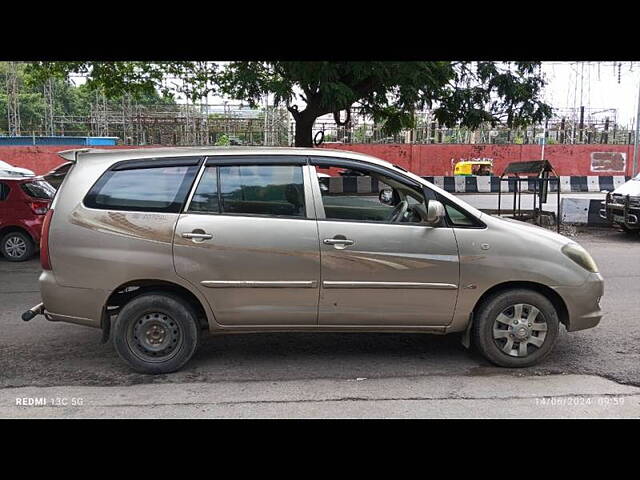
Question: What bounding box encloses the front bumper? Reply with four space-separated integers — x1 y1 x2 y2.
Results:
552 273 604 332
599 194 640 229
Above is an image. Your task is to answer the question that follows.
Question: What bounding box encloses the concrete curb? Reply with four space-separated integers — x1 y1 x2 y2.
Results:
1 374 637 418
321 176 629 194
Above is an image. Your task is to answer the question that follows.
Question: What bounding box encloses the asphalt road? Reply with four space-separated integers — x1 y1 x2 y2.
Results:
1 225 639 418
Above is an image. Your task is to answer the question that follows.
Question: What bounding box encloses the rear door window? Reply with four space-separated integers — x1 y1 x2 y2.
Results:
84 161 200 213
188 167 219 213
219 165 306 217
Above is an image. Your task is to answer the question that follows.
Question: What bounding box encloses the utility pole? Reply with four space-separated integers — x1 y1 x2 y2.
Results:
634 76 640 176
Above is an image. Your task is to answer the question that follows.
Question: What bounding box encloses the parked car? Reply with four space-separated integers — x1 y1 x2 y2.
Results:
600 173 640 233
0 176 54 261
0 159 35 177
43 162 73 190
23 147 604 374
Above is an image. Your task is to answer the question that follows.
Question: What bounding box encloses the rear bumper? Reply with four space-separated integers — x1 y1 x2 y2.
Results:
39 270 107 328
552 273 604 332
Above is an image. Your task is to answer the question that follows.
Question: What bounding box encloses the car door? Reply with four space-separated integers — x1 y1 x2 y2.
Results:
310 157 460 327
173 156 321 327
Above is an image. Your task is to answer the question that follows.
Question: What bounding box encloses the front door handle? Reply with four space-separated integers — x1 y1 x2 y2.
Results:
182 230 213 241
323 236 355 249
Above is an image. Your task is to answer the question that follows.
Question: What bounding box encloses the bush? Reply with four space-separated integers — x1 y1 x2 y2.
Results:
215 134 230 146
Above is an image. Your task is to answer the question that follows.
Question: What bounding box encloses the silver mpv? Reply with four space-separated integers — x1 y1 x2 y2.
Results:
24 147 604 373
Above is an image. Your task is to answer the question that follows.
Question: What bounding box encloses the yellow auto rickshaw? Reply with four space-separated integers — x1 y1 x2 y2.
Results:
453 160 493 176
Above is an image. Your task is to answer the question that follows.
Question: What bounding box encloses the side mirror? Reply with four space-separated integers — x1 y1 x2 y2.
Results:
426 200 445 224
379 188 394 205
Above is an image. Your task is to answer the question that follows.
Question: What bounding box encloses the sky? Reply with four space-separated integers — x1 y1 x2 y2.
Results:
540 62 640 127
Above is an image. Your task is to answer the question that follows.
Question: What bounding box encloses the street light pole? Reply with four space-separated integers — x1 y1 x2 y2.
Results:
634 77 640 176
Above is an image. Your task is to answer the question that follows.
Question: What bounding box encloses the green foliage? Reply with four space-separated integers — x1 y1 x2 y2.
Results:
0 62 177 135
215 134 230 146
25 61 552 146
353 125 368 143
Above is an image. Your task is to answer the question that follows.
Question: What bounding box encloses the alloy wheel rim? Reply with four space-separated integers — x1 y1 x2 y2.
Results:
492 303 548 358
127 312 183 363
5 236 27 258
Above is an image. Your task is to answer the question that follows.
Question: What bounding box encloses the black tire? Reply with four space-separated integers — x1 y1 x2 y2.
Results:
112 292 200 374
472 289 559 368
0 231 35 262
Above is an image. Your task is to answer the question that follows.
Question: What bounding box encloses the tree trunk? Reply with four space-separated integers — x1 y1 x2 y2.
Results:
294 116 315 147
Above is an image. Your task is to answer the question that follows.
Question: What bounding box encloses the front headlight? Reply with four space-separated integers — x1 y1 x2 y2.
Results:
561 243 599 273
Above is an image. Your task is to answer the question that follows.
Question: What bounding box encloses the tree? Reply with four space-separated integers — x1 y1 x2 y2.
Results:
27 61 552 147
1 62 178 135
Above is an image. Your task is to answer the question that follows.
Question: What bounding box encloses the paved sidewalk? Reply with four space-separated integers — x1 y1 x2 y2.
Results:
2 374 638 418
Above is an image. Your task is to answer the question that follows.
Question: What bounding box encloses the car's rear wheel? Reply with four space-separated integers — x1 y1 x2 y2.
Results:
472 289 559 367
0 231 35 262
112 292 200 374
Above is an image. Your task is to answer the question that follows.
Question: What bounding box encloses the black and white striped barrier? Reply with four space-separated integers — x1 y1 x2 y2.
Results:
560 198 609 226
423 176 629 193
322 175 629 195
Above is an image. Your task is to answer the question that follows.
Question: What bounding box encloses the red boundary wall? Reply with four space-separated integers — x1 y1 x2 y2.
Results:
0 143 636 177
321 143 636 177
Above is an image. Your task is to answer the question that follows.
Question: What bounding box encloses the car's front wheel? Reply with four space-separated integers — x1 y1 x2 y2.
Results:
472 289 560 367
0 231 35 262
112 292 200 374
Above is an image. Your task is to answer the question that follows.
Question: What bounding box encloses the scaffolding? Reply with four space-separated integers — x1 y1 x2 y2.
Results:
43 78 54 136
3 95 634 147
6 62 21 136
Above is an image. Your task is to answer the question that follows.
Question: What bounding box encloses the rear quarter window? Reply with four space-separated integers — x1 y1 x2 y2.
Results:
84 162 200 213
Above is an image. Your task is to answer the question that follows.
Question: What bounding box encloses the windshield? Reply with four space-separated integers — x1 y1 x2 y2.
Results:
633 173 640 181
0 160 12 168
21 180 55 199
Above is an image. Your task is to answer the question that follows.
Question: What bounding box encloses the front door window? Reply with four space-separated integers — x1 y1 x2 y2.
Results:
315 165 427 224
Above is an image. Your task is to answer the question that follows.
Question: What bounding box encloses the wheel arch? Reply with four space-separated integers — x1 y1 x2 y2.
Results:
104 279 212 332
473 281 569 328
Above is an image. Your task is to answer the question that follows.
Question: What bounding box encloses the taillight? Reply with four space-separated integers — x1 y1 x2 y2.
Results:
40 209 54 270
28 201 49 215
